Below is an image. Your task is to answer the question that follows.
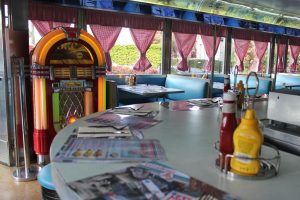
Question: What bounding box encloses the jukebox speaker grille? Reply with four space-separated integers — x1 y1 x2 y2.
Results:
59 91 84 127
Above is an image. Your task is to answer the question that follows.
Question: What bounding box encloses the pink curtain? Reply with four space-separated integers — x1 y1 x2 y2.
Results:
234 39 250 72
174 32 197 71
201 35 221 72
90 25 122 71
289 45 300 72
31 20 71 36
277 43 285 73
31 20 52 36
130 28 156 71
254 41 268 72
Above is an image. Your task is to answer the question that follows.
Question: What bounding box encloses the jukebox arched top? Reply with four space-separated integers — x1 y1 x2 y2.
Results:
32 27 105 67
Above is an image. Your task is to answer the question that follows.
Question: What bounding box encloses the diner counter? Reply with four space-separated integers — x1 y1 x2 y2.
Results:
50 101 300 200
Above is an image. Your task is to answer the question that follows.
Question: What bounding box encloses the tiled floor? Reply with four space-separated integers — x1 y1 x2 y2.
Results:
0 164 42 200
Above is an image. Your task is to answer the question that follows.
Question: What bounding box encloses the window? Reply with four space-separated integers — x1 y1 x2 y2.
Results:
110 28 162 75
296 55 300 72
231 40 270 74
171 34 225 74
287 45 300 73
28 20 42 52
287 48 292 72
88 25 162 75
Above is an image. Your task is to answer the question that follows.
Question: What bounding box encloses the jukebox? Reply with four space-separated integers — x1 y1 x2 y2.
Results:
31 27 106 165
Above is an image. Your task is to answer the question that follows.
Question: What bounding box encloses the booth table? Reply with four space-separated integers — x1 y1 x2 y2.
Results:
213 82 256 90
50 100 300 200
284 83 300 90
117 84 184 98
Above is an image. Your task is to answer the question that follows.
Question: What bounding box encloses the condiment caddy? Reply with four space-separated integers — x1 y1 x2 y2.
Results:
215 141 280 180
215 71 280 180
125 74 137 86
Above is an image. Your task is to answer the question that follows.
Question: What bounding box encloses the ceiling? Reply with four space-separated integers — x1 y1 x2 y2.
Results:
131 0 300 29
234 0 300 17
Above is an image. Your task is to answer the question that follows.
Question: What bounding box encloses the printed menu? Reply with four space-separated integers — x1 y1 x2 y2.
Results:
53 136 166 163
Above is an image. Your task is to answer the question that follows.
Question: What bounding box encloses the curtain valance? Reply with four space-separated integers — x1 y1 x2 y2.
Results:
171 20 226 37
86 10 164 30
29 3 77 23
231 28 272 42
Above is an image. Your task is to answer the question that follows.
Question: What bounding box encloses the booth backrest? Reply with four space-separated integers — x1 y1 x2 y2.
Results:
230 75 272 95
211 74 224 83
175 73 224 97
165 75 209 100
176 73 224 83
136 74 166 86
107 74 167 86
275 74 300 90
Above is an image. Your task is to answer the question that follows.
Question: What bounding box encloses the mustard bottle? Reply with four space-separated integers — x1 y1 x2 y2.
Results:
236 80 245 109
230 109 263 176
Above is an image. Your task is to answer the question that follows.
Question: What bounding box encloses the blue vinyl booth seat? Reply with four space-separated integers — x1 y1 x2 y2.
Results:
136 75 166 86
210 74 225 97
107 74 209 105
230 75 272 95
211 74 225 83
170 73 224 97
107 75 167 105
165 75 209 100
275 74 300 90
37 164 60 200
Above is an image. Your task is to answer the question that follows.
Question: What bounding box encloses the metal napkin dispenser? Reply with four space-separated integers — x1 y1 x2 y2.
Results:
268 89 300 126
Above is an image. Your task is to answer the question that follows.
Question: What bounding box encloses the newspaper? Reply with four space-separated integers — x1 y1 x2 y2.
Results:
67 162 238 200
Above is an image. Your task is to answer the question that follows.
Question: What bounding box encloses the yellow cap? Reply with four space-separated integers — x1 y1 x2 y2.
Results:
241 109 258 125
244 109 255 119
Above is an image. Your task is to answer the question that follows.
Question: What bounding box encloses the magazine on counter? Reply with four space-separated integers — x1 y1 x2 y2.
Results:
67 162 238 200
86 112 161 130
109 107 154 116
53 135 166 163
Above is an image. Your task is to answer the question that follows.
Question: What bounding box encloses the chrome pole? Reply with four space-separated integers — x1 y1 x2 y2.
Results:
209 25 217 98
246 71 259 109
10 65 20 168
12 57 38 182
233 65 238 92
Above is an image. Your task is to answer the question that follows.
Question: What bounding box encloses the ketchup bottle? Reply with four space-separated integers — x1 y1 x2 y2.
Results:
224 74 231 92
219 91 237 169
